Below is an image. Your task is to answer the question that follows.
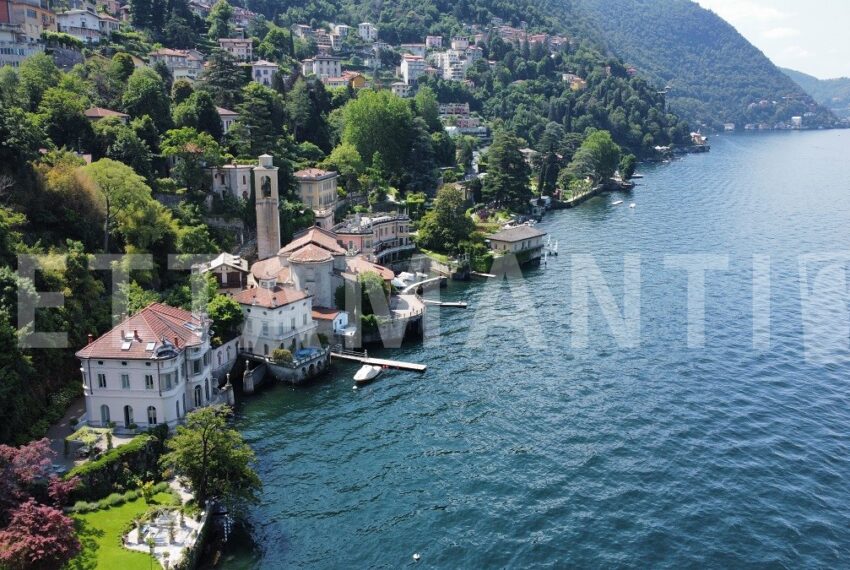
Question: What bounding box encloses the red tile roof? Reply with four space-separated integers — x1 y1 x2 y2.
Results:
250 256 291 282
345 256 394 281
233 285 308 309
289 243 333 264
216 106 238 117
75 303 206 360
84 107 128 119
312 307 340 320
293 168 337 180
280 227 346 255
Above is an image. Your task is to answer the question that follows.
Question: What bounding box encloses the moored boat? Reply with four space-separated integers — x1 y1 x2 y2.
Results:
354 365 383 385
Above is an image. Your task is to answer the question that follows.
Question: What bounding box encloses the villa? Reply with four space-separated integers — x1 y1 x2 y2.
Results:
76 303 226 430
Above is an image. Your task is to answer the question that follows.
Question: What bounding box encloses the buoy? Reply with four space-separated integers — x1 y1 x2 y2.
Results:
352 385 358 390
413 553 421 562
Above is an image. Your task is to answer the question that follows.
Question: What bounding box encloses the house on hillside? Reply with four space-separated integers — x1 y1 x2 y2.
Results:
294 168 339 230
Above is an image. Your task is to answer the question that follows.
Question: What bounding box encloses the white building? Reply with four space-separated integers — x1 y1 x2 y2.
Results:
76 303 221 430
56 8 102 43
425 35 442 48
301 54 341 79
149 48 204 81
486 225 547 263
209 162 252 199
0 24 43 67
358 21 377 42
400 54 426 85
391 81 411 98
234 276 317 357
251 59 278 85
333 24 350 37
216 106 238 134
400 43 426 57
218 37 252 61
451 36 469 50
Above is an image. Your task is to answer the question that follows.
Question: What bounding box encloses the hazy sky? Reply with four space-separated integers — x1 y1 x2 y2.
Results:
695 0 850 79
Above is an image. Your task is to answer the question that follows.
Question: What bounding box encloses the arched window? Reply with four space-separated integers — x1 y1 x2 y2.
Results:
204 378 210 402
261 176 272 197
100 404 110 426
147 406 157 425
123 405 133 428
176 400 180 418
194 385 202 408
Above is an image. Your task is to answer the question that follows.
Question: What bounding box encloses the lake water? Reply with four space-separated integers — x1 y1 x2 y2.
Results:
221 130 850 568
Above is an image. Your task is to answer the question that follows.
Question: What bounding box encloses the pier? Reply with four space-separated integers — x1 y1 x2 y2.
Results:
422 299 468 308
330 348 428 373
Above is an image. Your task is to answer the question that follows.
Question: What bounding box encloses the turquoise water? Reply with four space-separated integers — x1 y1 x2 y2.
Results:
222 130 850 567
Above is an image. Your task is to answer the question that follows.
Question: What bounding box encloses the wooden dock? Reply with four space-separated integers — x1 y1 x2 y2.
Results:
422 299 468 308
330 350 427 373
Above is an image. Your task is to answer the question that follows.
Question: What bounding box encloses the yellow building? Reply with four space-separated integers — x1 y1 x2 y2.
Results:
294 168 338 231
10 0 55 42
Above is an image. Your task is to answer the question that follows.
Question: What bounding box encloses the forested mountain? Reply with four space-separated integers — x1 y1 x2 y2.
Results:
570 0 837 129
781 68 850 120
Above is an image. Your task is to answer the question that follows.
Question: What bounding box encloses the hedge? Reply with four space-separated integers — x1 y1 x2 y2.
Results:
66 426 169 501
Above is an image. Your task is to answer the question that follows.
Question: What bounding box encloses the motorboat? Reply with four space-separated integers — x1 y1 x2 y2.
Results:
354 365 383 385
629 203 636 208
612 200 623 205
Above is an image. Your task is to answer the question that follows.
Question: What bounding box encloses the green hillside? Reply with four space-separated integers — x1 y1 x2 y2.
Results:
571 0 837 129
781 68 850 120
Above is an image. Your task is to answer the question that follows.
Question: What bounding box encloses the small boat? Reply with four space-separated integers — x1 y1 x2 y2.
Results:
629 203 636 208
353 365 383 385
631 174 644 179
612 200 623 205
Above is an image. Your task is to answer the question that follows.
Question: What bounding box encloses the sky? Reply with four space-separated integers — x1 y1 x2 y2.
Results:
695 0 850 79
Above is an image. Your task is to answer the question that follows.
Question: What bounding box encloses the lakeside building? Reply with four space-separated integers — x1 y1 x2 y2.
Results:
218 37 252 61
333 213 414 264
486 225 547 264
294 168 338 231
76 303 224 430
233 279 316 357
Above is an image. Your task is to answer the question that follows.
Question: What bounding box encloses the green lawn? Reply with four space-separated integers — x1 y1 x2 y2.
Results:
69 492 178 570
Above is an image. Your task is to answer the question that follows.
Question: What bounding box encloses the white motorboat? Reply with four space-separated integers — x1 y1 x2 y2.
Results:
612 200 623 205
354 365 383 385
629 203 636 208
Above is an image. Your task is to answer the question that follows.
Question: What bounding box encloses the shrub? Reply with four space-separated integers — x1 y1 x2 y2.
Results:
104 493 126 507
65 434 163 501
272 348 293 363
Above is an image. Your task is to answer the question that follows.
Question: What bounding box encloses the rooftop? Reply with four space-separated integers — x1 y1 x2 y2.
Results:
279 227 346 256
312 307 340 321
75 303 206 360
250 256 291 282
289 243 334 264
344 256 394 281
216 106 238 117
294 167 337 180
84 106 128 119
233 285 308 309
487 225 547 243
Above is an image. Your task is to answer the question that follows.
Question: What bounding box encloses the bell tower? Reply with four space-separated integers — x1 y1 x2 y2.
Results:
254 154 281 260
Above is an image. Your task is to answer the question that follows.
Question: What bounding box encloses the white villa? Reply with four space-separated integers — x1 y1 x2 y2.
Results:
76 303 221 430
216 106 239 134
301 54 341 79
358 21 377 42
251 59 278 85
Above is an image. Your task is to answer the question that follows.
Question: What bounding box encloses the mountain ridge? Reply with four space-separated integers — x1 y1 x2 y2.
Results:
567 0 837 129
780 68 850 119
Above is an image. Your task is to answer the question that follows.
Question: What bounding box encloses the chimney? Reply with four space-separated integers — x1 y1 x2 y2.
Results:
134 329 141 341
120 329 125 340
87 333 94 345
174 336 180 348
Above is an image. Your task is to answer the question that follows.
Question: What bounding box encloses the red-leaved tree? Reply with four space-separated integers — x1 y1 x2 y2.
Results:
0 438 53 521
0 498 80 570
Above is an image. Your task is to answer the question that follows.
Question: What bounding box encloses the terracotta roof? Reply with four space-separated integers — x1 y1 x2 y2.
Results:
75 303 206 360
487 225 547 243
294 168 337 180
289 243 333 264
280 227 346 255
250 256 291 282
345 256 394 281
216 106 238 117
84 107 128 119
233 285 308 309
312 307 340 320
